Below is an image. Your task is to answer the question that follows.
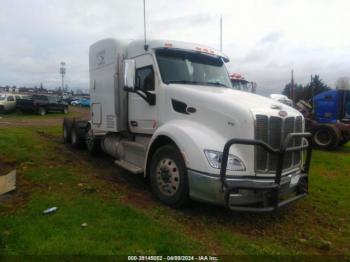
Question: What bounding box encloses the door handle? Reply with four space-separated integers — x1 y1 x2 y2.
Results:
130 121 138 127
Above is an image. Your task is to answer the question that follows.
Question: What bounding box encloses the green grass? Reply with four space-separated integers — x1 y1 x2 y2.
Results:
0 121 349 257
0 193 201 255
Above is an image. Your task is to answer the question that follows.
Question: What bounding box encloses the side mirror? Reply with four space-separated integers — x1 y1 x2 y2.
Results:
124 59 136 91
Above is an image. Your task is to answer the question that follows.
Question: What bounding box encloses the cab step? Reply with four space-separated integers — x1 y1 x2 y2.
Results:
114 159 143 174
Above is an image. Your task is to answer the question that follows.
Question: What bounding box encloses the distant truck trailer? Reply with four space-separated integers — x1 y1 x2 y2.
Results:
63 38 312 212
297 89 350 150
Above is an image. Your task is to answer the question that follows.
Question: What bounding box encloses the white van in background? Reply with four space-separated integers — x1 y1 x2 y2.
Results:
0 93 23 113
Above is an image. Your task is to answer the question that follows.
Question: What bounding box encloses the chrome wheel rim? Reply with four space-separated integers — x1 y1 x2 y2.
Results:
155 158 180 196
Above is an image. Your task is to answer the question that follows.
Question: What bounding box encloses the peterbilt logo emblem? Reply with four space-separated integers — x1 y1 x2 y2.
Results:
97 55 105 65
278 111 288 117
97 50 106 65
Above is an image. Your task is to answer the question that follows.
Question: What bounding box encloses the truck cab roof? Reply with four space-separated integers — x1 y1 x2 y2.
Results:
127 39 229 62
89 38 229 71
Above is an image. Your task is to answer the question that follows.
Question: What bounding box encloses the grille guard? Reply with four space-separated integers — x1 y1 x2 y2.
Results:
220 132 313 212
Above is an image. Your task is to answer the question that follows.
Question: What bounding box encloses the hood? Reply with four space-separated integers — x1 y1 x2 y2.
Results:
163 84 304 176
166 84 301 119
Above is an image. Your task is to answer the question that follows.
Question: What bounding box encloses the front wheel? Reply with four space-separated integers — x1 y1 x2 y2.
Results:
150 145 189 208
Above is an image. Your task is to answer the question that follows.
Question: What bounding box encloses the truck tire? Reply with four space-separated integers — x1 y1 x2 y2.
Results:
150 145 189 208
63 118 73 143
85 125 101 155
312 126 339 150
70 122 86 149
38 107 46 116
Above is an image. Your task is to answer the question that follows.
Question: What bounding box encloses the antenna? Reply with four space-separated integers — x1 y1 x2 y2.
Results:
291 69 294 105
220 15 223 52
143 0 148 51
60 61 66 100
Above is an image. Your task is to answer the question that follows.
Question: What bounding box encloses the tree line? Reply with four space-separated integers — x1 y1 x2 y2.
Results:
282 75 331 103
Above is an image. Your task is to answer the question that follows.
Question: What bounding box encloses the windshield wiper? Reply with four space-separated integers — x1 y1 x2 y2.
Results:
204 81 228 87
165 80 200 85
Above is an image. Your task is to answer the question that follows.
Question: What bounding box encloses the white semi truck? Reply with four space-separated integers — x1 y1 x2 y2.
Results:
63 38 312 212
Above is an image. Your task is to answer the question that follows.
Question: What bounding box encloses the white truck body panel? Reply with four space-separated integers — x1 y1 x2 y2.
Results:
89 38 304 175
89 38 128 133
151 83 302 176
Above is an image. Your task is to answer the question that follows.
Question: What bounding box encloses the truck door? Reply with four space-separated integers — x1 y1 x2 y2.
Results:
48 96 59 111
6 95 15 111
128 54 157 134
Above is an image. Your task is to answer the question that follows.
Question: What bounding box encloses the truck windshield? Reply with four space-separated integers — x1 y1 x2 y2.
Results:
0 94 5 100
231 80 251 92
156 49 232 88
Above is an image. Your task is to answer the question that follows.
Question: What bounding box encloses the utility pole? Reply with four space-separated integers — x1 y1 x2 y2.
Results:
220 15 223 52
310 74 314 110
291 69 295 105
60 62 66 99
143 0 148 51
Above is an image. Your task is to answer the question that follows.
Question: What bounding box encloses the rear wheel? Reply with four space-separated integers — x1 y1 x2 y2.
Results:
38 107 46 116
312 126 339 150
71 122 85 148
63 118 73 143
85 125 101 155
150 145 189 208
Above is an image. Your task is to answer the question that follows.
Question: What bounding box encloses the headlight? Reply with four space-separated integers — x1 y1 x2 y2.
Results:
204 149 246 171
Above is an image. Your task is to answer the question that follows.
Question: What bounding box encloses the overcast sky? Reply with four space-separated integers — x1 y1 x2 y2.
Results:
0 0 349 95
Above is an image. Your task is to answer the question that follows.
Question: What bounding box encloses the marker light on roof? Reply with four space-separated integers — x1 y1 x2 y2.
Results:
195 47 216 56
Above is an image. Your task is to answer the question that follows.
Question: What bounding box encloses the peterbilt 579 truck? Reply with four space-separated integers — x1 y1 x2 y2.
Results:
63 38 312 212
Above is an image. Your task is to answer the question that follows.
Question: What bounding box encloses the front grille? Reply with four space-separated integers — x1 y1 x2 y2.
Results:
255 115 303 173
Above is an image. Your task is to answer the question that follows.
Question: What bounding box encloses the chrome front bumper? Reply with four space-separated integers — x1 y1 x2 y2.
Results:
188 132 312 212
188 170 308 209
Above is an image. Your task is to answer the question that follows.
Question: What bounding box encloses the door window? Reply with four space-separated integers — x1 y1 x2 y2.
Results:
136 66 154 91
7 96 14 101
48 96 58 103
